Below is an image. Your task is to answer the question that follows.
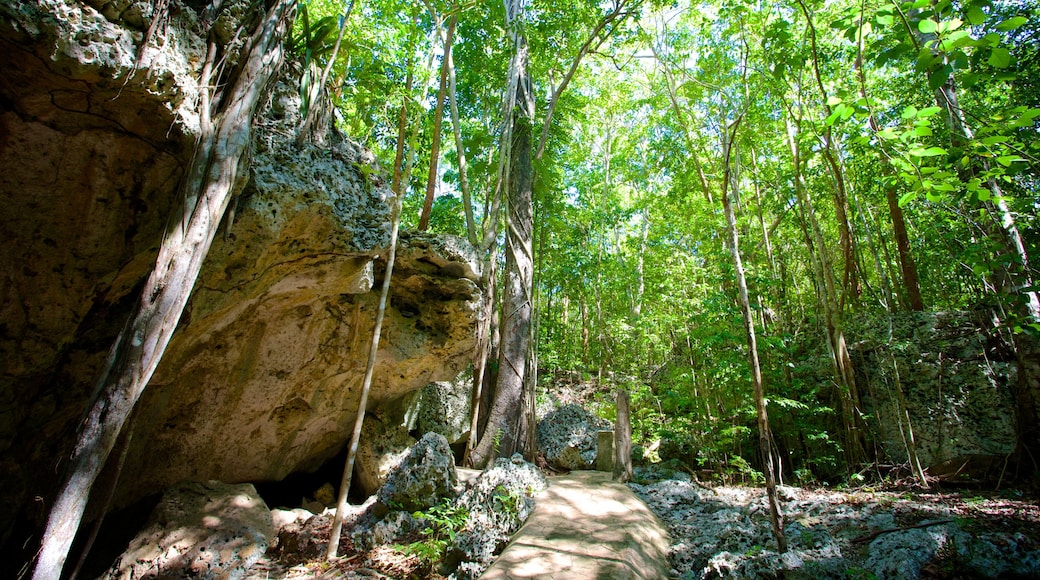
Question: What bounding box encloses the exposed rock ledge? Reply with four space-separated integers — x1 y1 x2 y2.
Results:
0 0 482 546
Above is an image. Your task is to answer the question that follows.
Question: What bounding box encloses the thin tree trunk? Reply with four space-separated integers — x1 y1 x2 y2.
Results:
418 15 456 231
785 108 867 468
447 42 477 246
796 0 859 306
31 3 294 577
721 118 787 553
853 5 924 311
327 196 402 559
391 9 420 195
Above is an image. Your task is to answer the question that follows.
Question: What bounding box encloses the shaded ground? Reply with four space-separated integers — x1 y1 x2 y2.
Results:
482 471 671 579
631 469 1040 579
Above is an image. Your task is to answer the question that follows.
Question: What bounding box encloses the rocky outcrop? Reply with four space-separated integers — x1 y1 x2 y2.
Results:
101 481 273 580
377 433 459 512
537 404 611 471
849 312 1017 476
408 373 474 446
0 0 482 552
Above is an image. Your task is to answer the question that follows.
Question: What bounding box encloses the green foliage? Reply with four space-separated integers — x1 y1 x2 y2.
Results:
397 499 468 568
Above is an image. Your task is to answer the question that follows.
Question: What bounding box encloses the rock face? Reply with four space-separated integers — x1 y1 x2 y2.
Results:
101 481 273 580
0 0 482 550
850 312 1017 474
537 404 611 470
378 432 459 512
408 373 474 446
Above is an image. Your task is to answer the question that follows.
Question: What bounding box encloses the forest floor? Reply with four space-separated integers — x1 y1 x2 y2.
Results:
631 469 1040 578
246 470 1040 579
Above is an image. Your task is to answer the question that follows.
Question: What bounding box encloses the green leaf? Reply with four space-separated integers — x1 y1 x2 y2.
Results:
914 125 933 136
996 16 1028 31
980 135 1008 145
917 106 943 118
918 19 938 34
997 155 1019 167
966 6 986 25
901 105 919 119
826 96 843 106
898 192 916 207
929 65 953 91
910 146 947 157
988 47 1011 68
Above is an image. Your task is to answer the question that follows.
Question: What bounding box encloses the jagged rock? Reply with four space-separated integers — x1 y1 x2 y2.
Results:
356 414 416 497
1 0 483 544
408 372 474 445
633 475 1040 580
850 311 1017 474
378 432 459 512
450 455 547 574
537 404 611 470
102 481 273 580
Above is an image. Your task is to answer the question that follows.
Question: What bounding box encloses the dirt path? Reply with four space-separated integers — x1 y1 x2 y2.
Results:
480 470 671 579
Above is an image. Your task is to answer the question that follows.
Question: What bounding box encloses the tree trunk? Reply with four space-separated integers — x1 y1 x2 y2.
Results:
418 15 456 231
467 20 534 467
721 119 787 553
327 196 402 559
31 3 294 577
447 40 477 246
785 109 867 468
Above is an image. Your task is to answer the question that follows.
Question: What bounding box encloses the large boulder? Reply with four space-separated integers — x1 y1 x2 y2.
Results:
537 404 611 471
0 0 482 549
355 413 416 498
850 311 1017 475
378 432 459 512
451 455 548 578
101 481 273 580
408 372 474 445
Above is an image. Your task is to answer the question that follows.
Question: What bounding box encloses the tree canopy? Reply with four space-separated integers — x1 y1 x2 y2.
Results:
293 0 1038 482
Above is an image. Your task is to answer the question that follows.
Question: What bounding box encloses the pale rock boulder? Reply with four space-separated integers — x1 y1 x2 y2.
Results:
102 481 273 580
355 413 417 498
104 75 482 505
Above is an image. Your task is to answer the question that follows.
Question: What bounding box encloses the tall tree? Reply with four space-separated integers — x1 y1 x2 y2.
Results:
467 0 535 466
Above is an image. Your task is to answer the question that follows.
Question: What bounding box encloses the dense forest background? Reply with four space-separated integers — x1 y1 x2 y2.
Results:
303 0 1039 484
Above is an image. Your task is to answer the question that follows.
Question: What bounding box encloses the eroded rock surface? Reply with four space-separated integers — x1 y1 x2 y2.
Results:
537 404 611 471
850 311 1017 474
102 481 273 580
0 0 482 551
632 468 1040 579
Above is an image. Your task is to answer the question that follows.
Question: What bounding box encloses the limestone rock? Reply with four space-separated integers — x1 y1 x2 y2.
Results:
378 432 459 512
0 0 482 546
408 372 474 445
451 455 547 573
537 404 611 470
103 81 481 504
102 481 273 580
849 311 1017 473
355 415 416 498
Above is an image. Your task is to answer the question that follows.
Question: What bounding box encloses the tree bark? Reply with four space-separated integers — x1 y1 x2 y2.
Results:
613 389 633 482
447 42 477 246
721 118 787 553
467 15 534 466
31 3 294 577
418 15 456 231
